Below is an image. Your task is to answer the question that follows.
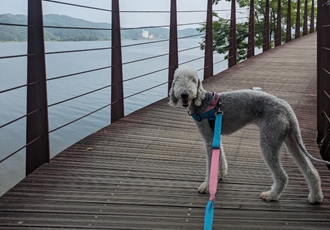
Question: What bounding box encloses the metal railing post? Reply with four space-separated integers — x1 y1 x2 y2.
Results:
247 0 255 58
228 0 237 67
275 0 282 47
317 0 330 166
286 0 292 42
204 0 213 79
26 0 50 175
295 0 301 39
168 0 178 92
320 25 330 166
263 0 270 51
111 0 124 123
303 0 308 35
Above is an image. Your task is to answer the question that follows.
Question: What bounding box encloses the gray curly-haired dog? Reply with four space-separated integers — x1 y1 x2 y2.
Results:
169 66 330 204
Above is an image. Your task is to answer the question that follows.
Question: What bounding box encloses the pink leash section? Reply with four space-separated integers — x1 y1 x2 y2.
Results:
208 149 220 201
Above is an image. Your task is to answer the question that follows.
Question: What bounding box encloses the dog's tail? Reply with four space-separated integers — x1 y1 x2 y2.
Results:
294 135 330 165
290 114 330 165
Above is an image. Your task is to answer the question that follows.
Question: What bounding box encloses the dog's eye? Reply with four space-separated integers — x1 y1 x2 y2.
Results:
191 79 196 83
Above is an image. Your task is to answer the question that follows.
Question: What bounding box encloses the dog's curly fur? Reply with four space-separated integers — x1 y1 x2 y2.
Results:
169 66 330 204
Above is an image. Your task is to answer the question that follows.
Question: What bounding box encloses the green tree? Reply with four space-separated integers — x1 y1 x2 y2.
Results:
199 0 316 64
198 17 249 62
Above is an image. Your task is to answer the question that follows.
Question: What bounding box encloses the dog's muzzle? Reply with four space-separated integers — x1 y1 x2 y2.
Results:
181 93 190 107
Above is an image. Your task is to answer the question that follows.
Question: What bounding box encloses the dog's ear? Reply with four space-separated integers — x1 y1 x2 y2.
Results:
194 79 206 107
168 81 179 107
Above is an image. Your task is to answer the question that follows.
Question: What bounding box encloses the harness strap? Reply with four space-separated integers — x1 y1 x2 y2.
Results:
191 92 220 122
206 92 220 112
192 109 215 122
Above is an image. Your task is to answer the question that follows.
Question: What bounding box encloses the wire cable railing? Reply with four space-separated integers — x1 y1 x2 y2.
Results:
0 82 37 94
43 25 112 31
43 0 112 12
0 22 30 27
0 108 39 130
123 67 169 83
124 81 168 100
122 39 168 48
122 52 169 66
48 84 112 108
47 65 112 81
121 25 169 30
49 102 112 133
0 53 34 59
45 46 112 55
0 136 41 164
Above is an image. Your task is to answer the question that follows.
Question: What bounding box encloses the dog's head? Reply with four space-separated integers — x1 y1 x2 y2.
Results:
168 66 206 108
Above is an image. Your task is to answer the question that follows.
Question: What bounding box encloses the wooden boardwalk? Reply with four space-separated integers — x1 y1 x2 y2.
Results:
1 33 329 229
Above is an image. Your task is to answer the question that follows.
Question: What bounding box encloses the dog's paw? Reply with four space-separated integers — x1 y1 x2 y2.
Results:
260 190 279 201
308 193 323 204
198 182 209 194
218 169 227 181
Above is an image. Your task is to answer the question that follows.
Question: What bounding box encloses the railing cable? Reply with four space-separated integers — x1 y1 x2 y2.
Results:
42 0 111 12
0 136 41 163
49 103 112 133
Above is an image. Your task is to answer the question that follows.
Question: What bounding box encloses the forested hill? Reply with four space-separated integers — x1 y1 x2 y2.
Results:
0 14 201 42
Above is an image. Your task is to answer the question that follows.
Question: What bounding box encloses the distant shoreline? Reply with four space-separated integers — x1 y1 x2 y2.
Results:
0 14 201 43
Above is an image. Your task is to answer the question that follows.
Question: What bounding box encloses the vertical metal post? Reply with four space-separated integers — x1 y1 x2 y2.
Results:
286 0 292 42
204 0 213 79
111 0 124 123
310 0 314 33
26 0 50 175
317 0 330 153
275 0 282 47
168 0 178 92
263 0 270 51
303 0 308 35
247 0 255 58
228 0 237 67
295 0 301 39
319 25 330 166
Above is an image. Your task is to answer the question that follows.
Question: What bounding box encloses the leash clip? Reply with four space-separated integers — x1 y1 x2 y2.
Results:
216 106 223 115
216 98 223 115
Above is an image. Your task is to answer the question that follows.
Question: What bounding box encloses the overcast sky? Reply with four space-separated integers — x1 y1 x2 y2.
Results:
0 0 243 28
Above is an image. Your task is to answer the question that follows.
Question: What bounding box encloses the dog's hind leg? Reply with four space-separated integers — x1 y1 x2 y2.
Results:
259 124 288 201
284 134 323 203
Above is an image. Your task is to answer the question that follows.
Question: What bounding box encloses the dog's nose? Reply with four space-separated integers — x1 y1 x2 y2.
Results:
181 93 189 100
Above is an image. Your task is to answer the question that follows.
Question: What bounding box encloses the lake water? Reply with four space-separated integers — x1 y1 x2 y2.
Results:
0 38 228 195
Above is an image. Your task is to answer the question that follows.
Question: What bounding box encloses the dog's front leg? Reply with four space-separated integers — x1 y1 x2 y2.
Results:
198 141 212 193
195 120 214 194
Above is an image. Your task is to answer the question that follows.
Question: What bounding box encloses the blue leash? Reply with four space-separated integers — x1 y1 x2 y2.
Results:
204 112 222 230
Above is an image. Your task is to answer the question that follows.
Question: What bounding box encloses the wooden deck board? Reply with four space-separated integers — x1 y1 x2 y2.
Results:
1 33 330 229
